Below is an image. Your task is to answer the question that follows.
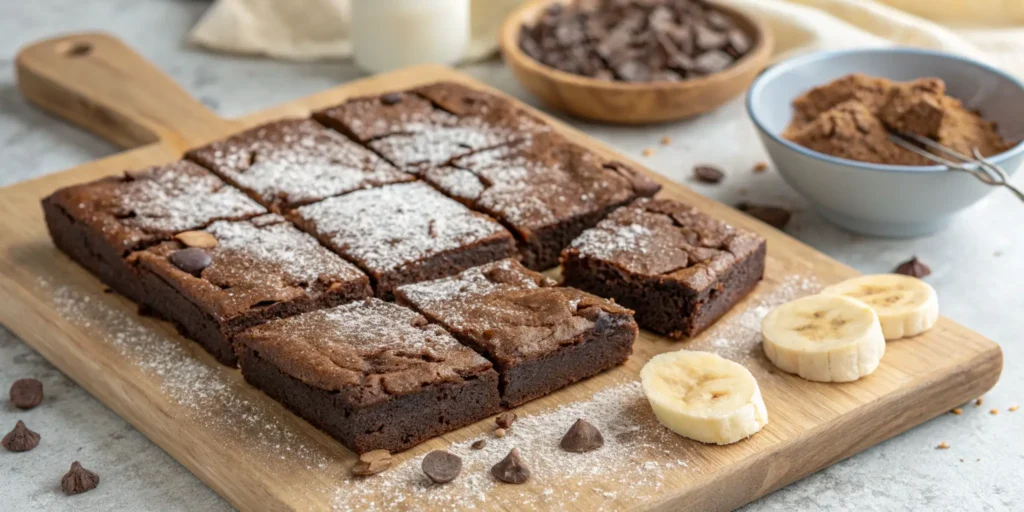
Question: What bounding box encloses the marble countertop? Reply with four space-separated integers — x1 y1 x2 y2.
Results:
1 1 1021 510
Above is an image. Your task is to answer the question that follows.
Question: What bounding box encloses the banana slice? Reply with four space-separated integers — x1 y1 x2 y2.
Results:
640 350 768 445
821 274 938 340
761 294 885 382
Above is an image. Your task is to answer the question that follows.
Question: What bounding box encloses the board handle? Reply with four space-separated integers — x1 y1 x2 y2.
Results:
15 32 232 150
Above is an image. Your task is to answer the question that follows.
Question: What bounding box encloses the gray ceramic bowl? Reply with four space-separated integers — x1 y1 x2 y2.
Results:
747 48 1024 237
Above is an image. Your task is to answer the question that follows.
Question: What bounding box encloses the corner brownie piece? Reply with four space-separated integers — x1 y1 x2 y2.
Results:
395 259 638 407
186 119 414 212
235 298 501 454
42 160 266 301
130 214 371 365
561 198 766 339
314 82 549 171
290 181 518 299
426 132 660 269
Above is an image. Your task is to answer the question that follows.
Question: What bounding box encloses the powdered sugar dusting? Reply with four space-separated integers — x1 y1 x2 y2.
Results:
332 381 689 511
571 222 654 259
369 121 520 170
116 161 266 236
688 275 823 363
295 182 510 273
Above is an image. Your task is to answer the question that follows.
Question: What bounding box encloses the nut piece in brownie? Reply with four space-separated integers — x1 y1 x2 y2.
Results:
395 259 638 407
290 181 518 299
130 214 371 365
186 119 414 212
561 198 766 339
42 160 266 301
235 298 501 454
425 132 661 269
314 82 549 171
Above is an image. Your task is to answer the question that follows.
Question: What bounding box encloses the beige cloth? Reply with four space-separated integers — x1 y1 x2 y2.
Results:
188 0 1024 77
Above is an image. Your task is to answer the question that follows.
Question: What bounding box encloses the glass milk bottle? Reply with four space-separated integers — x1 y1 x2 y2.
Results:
350 0 470 74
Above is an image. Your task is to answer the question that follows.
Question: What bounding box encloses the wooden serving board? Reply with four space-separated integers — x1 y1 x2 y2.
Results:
1 33 1001 511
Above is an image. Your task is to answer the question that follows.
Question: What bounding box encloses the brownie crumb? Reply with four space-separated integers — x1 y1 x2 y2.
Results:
894 256 931 278
471 439 487 450
642 148 654 157
736 203 791 230
976 398 984 406
495 411 517 429
951 408 963 415
491 447 530 484
9 378 43 410
753 162 768 173
2 420 40 452
693 165 724 184
494 428 507 438
990 409 999 415
936 442 950 450
422 450 462 484
660 136 671 146
352 450 392 477
1009 405 1020 412
560 418 604 453
61 462 99 495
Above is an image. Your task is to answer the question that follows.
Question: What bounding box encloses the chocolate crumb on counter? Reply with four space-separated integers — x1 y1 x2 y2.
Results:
61 462 100 495
936 442 950 450
491 448 530 484
951 408 963 415
895 256 931 278
9 378 43 410
2 420 40 452
496 412 517 429
560 419 604 453
753 162 768 173
422 450 462 484
693 165 724 184
471 439 487 450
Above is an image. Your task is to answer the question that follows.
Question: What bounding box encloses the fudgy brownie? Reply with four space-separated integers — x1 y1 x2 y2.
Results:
42 160 266 301
395 259 638 407
290 181 518 299
561 198 766 338
426 132 660 269
131 214 371 365
235 298 501 454
186 119 414 212
314 82 549 171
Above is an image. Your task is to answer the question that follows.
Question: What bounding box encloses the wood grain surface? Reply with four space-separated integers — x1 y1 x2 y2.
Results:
1 32 1002 511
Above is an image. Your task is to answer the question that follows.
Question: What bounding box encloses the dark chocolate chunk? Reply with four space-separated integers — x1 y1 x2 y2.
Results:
169 247 212 277
727 29 752 55
2 420 40 452
471 439 487 450
894 256 931 278
496 411 517 429
560 419 604 453
737 202 791 230
693 51 734 75
380 93 403 105
695 26 729 51
422 450 462 484
491 448 530 484
10 378 43 410
693 165 725 184
61 462 100 495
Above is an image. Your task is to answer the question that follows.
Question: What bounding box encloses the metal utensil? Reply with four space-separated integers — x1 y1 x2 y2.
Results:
889 132 1024 203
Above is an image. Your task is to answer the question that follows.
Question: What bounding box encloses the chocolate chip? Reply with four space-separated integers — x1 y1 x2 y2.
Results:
174 230 218 249
693 50 734 75
727 29 752 55
169 247 212 277
352 449 392 476
422 450 462 484
693 165 725 184
491 448 530 484
471 439 487 450
10 378 43 410
737 203 791 230
496 411 517 429
61 462 99 495
381 93 402 105
695 26 728 51
894 256 931 278
560 419 604 453
2 420 40 452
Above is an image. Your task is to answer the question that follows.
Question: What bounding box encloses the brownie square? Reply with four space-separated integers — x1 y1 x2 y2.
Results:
561 198 766 339
186 119 414 212
395 259 638 407
426 132 661 270
290 181 518 299
42 160 266 301
314 82 549 171
130 214 371 365
235 298 501 454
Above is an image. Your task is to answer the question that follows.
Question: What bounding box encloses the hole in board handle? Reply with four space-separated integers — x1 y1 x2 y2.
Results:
58 41 93 58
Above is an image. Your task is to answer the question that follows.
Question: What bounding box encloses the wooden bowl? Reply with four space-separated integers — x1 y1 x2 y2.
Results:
500 0 774 124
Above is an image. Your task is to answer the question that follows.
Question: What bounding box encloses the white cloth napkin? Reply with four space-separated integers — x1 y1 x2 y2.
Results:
188 0 1024 77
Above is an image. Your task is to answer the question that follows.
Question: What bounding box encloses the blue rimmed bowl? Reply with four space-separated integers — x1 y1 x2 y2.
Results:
747 48 1024 237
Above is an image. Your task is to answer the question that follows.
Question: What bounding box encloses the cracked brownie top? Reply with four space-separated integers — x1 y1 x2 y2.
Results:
186 119 414 211
234 298 494 405
395 259 635 364
565 198 764 291
131 214 370 326
45 160 266 255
